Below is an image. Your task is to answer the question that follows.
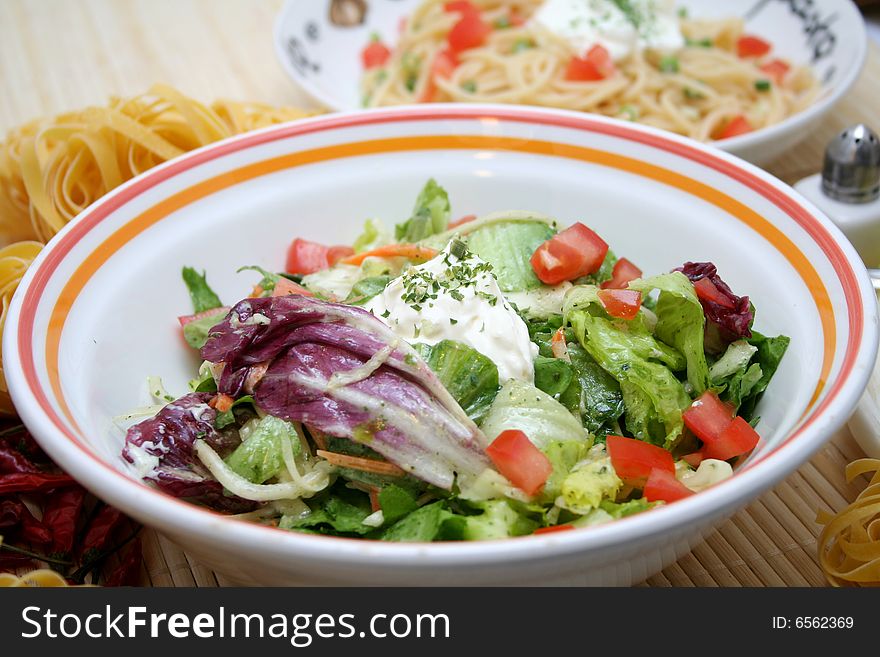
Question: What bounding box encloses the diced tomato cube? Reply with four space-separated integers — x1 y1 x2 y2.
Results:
601 257 642 289
759 59 790 84
419 49 458 102
644 468 694 503
286 239 355 275
565 45 615 81
327 245 355 265
703 416 760 461
682 391 734 444
681 451 705 468
447 9 490 53
530 222 609 285
606 435 675 488
598 289 642 320
486 429 552 497
737 35 772 58
717 115 753 139
271 277 314 298
361 40 391 69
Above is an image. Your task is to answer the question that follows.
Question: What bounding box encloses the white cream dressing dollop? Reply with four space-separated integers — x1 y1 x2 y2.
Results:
533 0 684 62
365 245 538 383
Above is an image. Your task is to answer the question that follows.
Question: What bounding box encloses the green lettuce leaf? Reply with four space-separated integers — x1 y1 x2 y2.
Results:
465 221 555 292
480 379 591 449
570 310 691 447
459 500 538 540
224 415 301 484
182 308 227 350
629 272 709 395
377 485 419 525
737 332 790 420
558 447 622 514
345 275 391 305
282 486 374 536
181 266 222 313
380 501 461 542
540 439 593 502
413 340 499 423
395 179 451 242
533 345 624 435
353 218 390 253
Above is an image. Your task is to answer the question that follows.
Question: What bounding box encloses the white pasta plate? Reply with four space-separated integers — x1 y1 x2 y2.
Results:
4 105 877 585
274 0 867 165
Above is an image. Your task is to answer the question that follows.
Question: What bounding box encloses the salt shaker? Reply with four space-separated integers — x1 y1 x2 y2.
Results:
796 124 880 458
794 124 880 266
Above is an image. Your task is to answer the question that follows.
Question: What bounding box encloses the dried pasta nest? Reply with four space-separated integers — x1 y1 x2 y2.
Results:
0 84 316 416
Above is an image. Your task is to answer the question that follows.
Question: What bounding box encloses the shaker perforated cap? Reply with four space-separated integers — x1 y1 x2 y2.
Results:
821 124 880 203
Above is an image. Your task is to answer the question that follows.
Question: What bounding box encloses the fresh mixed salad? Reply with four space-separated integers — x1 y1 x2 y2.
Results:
121 180 789 541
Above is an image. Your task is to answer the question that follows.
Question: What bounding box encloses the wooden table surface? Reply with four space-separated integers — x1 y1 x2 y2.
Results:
2 0 879 587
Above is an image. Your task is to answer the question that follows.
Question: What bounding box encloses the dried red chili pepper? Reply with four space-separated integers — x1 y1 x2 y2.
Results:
0 425 47 462
104 538 142 587
79 505 125 559
0 553 36 572
0 443 40 474
42 486 86 558
0 472 75 494
0 499 24 530
18 504 51 546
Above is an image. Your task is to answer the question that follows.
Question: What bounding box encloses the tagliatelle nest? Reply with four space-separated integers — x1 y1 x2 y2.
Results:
0 84 317 416
817 458 880 586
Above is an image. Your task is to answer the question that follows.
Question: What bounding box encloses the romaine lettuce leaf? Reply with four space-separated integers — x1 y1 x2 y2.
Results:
353 218 391 253
465 221 555 292
737 332 790 420
533 345 624 435
377 485 419 525
182 309 227 350
540 439 593 501
459 500 538 540
414 340 499 423
181 266 223 313
223 415 301 484
395 179 451 242
570 310 691 447
282 486 374 535
345 275 391 305
629 272 709 395
380 501 460 542
558 446 622 514
480 379 591 449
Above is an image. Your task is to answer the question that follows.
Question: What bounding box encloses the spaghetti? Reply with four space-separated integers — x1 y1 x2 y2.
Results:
361 0 820 142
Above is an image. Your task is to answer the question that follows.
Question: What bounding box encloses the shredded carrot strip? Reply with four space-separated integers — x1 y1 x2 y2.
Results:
341 244 438 266
316 449 405 477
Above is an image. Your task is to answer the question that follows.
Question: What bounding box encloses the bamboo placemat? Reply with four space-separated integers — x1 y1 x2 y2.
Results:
2 0 879 587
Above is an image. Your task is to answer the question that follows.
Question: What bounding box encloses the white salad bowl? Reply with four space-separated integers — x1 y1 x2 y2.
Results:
5 105 877 586
273 0 867 165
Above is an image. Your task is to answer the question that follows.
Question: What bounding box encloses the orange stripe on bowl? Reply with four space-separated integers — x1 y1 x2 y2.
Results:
42 134 835 435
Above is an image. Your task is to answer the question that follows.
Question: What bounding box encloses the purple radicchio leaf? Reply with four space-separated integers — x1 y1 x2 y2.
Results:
200 295 491 489
122 392 255 513
674 262 753 352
